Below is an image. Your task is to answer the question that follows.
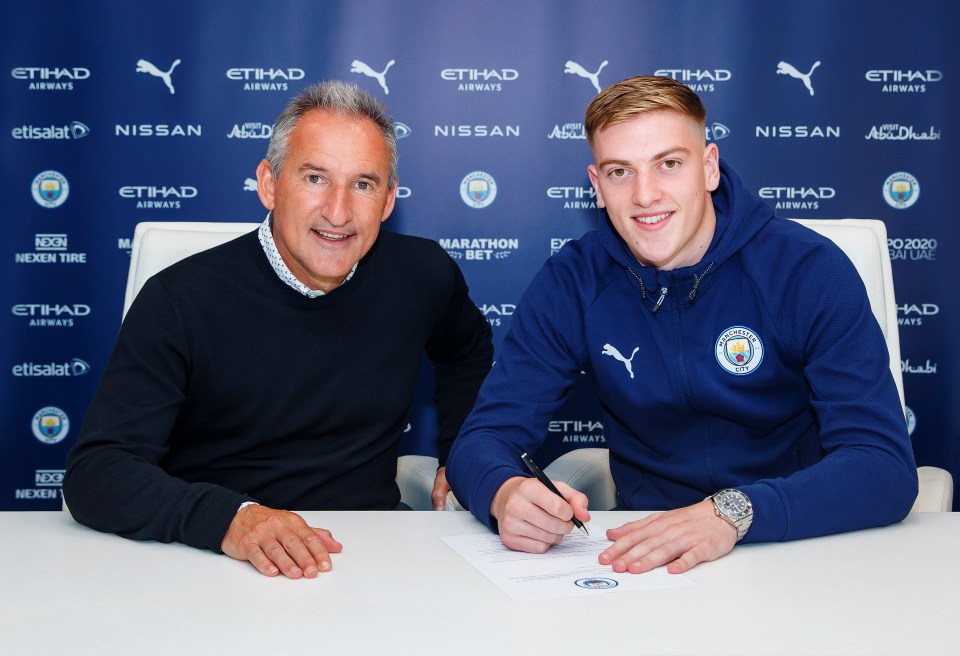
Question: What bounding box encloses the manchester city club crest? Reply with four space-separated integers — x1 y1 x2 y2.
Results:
715 326 764 375
574 577 618 590
459 171 497 209
31 406 70 444
882 171 920 210
31 170 70 208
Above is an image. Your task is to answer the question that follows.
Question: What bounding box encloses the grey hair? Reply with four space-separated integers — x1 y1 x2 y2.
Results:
265 81 398 188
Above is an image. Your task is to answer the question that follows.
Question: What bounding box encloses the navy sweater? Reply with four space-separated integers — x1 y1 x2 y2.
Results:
65 230 492 551
448 162 917 543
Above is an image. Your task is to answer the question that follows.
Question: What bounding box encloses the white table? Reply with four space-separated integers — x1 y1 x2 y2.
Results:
1 510 957 655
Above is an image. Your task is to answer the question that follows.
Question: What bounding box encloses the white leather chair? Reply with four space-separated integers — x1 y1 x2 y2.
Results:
545 219 953 513
107 221 451 511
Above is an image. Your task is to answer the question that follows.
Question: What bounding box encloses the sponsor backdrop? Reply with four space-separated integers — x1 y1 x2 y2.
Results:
2 1 955 510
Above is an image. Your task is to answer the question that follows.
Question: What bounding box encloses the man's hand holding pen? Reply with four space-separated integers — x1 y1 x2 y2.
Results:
490 473 591 554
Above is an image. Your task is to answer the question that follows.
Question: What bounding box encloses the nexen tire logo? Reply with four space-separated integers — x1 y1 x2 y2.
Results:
13 358 90 377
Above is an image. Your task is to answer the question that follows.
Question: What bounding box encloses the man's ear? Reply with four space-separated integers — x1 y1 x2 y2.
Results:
587 164 606 208
255 159 275 210
704 143 720 192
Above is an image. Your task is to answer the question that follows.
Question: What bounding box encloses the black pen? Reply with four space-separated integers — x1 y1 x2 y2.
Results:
520 452 588 536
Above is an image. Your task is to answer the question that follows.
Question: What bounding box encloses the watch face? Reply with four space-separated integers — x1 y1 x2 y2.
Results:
718 491 748 517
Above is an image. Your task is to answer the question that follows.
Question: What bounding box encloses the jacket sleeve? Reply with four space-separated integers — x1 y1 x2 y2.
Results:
424 255 494 466
63 276 248 552
738 240 918 543
446 257 588 528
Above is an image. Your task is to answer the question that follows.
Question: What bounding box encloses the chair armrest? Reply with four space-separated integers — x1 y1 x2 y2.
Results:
911 466 954 512
396 454 460 511
543 448 618 511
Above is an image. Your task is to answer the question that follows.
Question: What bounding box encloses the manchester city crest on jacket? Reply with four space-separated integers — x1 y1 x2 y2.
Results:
715 326 764 375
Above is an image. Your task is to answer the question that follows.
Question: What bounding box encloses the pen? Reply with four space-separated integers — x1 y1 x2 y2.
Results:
520 452 588 536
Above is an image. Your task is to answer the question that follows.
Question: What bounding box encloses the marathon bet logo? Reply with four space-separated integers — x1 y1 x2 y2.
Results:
865 69 942 93
441 67 518 92
13 358 90 377
119 185 198 209
226 67 304 91
865 124 941 141
898 302 939 327
888 236 936 262
15 234 86 264
654 68 731 93
758 185 836 211
12 121 90 140
227 122 272 139
11 66 90 91
438 237 519 261
548 185 597 209
12 303 91 327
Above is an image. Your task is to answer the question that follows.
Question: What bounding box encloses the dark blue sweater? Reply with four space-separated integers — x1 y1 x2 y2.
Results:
65 230 492 551
448 162 917 543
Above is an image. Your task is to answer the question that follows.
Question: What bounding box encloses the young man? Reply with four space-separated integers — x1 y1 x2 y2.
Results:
447 75 916 574
65 82 493 578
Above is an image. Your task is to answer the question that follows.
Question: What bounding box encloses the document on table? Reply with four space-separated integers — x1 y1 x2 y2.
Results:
442 523 695 601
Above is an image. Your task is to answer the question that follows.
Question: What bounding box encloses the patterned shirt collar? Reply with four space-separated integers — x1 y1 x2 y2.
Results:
257 212 357 298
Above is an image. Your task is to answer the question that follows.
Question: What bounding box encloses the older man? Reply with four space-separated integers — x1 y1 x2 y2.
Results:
65 81 492 578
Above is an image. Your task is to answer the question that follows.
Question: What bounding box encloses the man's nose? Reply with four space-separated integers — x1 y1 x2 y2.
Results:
323 184 351 226
631 172 662 207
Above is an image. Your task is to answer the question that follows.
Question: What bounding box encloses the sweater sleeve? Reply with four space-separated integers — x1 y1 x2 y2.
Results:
63 276 249 552
425 254 494 466
737 241 918 543
447 257 587 528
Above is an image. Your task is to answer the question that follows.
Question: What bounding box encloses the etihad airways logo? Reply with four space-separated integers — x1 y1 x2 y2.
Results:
119 185 198 209
12 121 89 140
441 67 518 92
478 303 515 327
758 185 836 211
227 67 305 91
898 302 939 327
11 66 90 91
655 68 731 92
549 418 605 444
548 186 597 210
866 69 942 93
12 303 91 328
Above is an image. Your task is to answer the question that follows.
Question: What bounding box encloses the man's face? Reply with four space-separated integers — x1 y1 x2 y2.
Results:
256 110 396 292
587 110 720 271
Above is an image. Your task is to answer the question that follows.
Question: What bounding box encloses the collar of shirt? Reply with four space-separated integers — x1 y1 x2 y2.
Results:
257 212 357 298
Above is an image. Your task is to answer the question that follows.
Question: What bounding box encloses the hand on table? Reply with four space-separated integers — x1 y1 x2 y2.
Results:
432 466 451 511
491 475 590 553
221 504 343 578
599 499 737 574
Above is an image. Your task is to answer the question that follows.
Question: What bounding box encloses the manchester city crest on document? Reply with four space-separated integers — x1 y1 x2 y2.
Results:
715 326 765 375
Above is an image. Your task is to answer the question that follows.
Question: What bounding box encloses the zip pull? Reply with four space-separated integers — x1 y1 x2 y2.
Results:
652 286 668 313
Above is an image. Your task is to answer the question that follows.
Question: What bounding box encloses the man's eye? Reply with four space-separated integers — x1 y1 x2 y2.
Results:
307 174 321 184
356 181 371 190
609 168 626 178
662 160 680 170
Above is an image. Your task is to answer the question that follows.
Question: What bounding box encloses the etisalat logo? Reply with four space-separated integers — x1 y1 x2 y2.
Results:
13 358 90 377
12 121 90 140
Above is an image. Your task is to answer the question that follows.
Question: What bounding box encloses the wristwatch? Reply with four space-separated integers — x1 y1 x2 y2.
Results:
709 489 753 542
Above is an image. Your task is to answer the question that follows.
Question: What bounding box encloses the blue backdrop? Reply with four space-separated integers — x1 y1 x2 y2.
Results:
3 0 955 510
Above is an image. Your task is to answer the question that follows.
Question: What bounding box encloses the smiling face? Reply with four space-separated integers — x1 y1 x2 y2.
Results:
256 109 396 292
587 109 720 271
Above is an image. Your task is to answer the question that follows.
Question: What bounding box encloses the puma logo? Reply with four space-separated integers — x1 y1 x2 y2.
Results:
350 59 395 95
136 58 181 95
602 343 639 379
564 60 608 93
243 178 258 192
776 60 820 96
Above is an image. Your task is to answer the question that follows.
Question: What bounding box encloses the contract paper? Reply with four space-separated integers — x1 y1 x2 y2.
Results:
442 523 695 601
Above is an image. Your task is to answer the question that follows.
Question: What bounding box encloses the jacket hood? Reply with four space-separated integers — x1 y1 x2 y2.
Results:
597 159 775 312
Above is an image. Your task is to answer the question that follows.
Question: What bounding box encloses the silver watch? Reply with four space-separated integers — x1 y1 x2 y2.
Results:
709 489 753 541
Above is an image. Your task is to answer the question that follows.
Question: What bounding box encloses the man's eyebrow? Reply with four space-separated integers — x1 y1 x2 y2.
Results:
298 163 382 183
651 146 691 161
596 158 631 170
